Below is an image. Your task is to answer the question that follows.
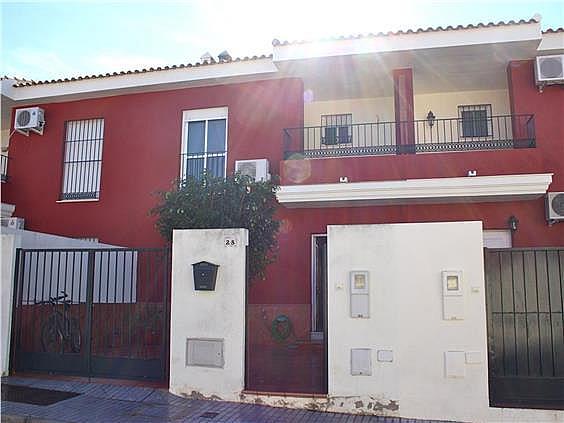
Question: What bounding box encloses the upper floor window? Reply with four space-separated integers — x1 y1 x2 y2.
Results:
458 104 492 138
61 118 104 200
321 113 352 145
180 107 227 180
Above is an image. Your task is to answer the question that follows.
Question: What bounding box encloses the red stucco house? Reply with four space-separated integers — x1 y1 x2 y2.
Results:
1 17 563 418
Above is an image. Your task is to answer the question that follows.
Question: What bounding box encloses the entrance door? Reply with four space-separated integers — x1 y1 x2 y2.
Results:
485 248 564 409
10 247 171 382
312 235 327 337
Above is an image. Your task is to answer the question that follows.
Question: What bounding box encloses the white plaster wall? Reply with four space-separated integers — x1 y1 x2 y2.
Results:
1 234 16 375
328 222 488 421
304 89 510 128
413 89 510 120
304 97 394 126
1 129 9 151
169 228 247 401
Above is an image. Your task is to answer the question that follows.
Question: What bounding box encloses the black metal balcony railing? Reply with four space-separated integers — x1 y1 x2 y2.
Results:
180 151 226 180
283 114 535 159
1 154 8 182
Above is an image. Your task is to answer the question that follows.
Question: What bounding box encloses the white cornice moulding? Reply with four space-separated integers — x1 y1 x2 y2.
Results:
273 22 541 62
277 173 553 208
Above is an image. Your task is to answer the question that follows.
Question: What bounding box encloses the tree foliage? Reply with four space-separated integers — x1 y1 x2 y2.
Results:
152 173 280 281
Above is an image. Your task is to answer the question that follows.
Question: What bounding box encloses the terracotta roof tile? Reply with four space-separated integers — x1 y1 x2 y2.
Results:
272 18 539 46
542 27 564 34
13 54 273 88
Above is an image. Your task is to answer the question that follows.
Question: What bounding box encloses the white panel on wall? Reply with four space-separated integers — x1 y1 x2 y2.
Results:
351 348 372 375
186 338 224 368
445 351 466 378
377 349 394 362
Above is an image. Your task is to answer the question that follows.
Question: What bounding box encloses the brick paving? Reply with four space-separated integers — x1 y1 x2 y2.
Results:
1 377 450 423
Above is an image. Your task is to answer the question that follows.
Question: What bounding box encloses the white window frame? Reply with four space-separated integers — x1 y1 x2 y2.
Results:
60 118 104 201
180 107 228 179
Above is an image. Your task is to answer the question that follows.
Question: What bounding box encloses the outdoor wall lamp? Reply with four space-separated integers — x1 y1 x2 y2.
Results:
426 110 436 127
508 215 519 232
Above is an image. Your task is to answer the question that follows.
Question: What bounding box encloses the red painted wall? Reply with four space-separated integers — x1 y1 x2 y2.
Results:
2 78 304 247
262 59 564 307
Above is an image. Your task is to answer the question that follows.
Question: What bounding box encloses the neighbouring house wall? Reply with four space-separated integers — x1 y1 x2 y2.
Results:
169 228 247 401
507 60 564 190
2 78 304 248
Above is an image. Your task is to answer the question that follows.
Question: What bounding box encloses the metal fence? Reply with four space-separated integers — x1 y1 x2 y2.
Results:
284 114 535 158
485 248 563 409
11 247 171 382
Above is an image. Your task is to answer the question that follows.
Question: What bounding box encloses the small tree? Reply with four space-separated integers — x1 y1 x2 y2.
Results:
152 173 280 281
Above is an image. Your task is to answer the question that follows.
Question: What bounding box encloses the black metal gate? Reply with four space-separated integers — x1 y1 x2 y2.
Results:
10 247 171 382
485 248 564 409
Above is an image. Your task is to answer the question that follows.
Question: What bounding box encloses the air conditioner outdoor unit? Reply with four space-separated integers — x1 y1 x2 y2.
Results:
4 217 25 230
14 107 45 135
546 192 564 222
235 159 270 182
535 54 564 86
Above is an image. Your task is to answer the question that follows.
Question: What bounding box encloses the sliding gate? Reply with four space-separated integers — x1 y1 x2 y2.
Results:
485 248 563 409
10 247 171 382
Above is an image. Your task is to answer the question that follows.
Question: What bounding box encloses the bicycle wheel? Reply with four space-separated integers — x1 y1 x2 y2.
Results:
41 315 64 354
68 318 82 353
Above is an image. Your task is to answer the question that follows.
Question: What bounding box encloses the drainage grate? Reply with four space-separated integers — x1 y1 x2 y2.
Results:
1 384 81 406
199 411 220 419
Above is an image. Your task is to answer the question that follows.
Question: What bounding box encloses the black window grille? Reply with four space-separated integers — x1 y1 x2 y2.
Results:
181 118 227 180
61 118 104 200
321 114 352 145
458 104 492 138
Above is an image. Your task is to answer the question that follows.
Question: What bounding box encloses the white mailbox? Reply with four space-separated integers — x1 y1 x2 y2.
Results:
442 270 464 320
350 271 369 318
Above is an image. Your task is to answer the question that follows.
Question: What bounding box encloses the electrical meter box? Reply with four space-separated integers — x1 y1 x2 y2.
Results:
442 270 464 320
350 271 369 318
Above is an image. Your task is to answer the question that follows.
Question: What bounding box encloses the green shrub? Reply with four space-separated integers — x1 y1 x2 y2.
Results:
152 173 280 281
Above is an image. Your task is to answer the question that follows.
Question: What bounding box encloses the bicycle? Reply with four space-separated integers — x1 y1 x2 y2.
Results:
35 291 82 354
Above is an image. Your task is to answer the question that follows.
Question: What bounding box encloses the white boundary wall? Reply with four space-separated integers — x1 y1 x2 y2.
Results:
169 228 247 401
325 222 563 422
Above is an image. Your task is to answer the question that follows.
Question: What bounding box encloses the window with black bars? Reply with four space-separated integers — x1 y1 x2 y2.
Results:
458 104 492 138
61 118 104 200
321 114 352 145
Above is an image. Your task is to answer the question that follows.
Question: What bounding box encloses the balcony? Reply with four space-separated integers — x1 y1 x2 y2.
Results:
1 154 8 182
283 114 535 159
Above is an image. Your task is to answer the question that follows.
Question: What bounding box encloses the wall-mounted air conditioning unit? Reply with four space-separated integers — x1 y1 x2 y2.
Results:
535 54 564 86
1 217 25 230
546 192 564 222
14 107 45 136
235 159 270 182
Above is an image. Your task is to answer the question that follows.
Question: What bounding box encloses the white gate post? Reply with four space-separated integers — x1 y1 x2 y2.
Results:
169 228 248 400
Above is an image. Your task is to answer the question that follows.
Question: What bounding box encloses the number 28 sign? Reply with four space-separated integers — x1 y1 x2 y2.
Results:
224 236 239 247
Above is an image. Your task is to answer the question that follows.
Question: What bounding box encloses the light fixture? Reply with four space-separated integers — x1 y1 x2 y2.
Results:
508 215 519 232
426 110 436 127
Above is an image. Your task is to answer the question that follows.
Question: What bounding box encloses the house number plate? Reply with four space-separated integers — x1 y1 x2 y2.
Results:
224 236 239 247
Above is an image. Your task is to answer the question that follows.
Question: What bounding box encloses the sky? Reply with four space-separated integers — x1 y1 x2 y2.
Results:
1 0 563 81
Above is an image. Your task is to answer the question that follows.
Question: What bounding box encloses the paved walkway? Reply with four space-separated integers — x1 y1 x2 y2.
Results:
1 377 448 423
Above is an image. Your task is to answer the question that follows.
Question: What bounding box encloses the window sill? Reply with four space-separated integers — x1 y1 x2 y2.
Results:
56 198 100 203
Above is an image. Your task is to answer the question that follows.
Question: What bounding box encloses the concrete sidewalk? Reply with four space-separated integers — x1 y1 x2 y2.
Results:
0 377 452 423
